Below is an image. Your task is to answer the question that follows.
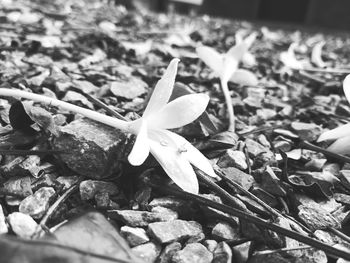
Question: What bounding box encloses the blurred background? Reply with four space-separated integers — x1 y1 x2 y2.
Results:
125 0 350 31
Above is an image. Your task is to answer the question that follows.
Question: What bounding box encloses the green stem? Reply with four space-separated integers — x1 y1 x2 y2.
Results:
0 88 130 131
220 79 235 131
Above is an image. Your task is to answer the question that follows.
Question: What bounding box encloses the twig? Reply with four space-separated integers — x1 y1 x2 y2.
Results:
39 183 79 228
300 141 350 164
146 179 350 260
214 168 280 218
254 245 312 256
301 68 350 75
196 169 250 213
220 79 235 131
328 227 350 244
0 149 66 156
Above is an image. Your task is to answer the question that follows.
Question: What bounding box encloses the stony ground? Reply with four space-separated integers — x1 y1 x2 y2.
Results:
2 0 350 262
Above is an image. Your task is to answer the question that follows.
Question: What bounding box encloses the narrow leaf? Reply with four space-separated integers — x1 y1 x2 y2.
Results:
143 58 179 117
311 41 326 68
318 123 350 142
327 135 350 155
343 74 350 104
128 119 150 166
196 46 223 76
147 94 209 130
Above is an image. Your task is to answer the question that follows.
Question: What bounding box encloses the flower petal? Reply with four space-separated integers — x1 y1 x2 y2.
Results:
311 41 326 68
196 46 223 76
343 74 350 104
280 43 304 70
149 138 199 194
161 130 217 178
317 123 350 142
230 69 258 86
128 119 150 166
146 94 209 130
143 58 179 117
327 135 350 155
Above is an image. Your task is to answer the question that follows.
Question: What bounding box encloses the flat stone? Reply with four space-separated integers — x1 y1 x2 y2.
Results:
7 212 38 238
80 180 119 200
19 187 56 219
219 167 255 191
120 226 150 247
0 205 8 234
148 219 203 244
158 242 182 263
212 222 240 241
245 138 271 158
172 243 213 263
108 210 178 227
53 118 129 179
95 192 111 208
131 242 161 263
291 122 322 142
110 78 147 99
3 176 32 198
298 205 341 231
148 197 186 210
212 242 232 263
217 150 248 170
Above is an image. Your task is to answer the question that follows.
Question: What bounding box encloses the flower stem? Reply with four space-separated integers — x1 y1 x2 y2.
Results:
0 88 130 131
220 79 235 131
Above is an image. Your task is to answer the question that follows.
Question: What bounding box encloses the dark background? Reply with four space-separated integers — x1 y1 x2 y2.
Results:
141 0 350 31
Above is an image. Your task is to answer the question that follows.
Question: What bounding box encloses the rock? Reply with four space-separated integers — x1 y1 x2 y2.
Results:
245 138 271 158
150 206 178 219
185 232 205 244
95 192 111 208
334 193 350 205
148 220 203 244
291 122 322 142
212 222 240 241
203 239 218 253
217 150 248 170
3 176 32 198
110 78 147 99
172 243 213 263
19 187 56 219
108 210 178 227
131 242 161 263
256 108 277 121
7 212 38 238
232 241 251 263
219 167 255 191
273 140 292 152
148 197 186 210
248 252 290 263
79 180 118 200
53 118 129 179
62 91 94 109
298 205 341 231
120 226 149 247
157 242 182 263
294 248 327 263
0 205 8 234
212 241 232 263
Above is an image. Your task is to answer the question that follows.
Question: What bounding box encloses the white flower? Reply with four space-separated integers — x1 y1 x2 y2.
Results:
318 74 350 154
127 59 217 193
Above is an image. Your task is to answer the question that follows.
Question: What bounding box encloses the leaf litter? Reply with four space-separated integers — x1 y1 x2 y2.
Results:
2 0 350 262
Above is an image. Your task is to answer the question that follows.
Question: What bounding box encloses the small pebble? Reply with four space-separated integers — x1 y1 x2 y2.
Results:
131 242 161 263
7 212 38 238
148 220 203 244
120 226 150 247
172 243 213 263
158 242 182 263
19 187 56 219
212 222 240 241
212 241 232 263
217 150 247 170
79 180 118 200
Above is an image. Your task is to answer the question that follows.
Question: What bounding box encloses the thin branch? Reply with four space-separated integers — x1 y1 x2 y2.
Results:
300 141 350 164
220 79 235 131
146 179 350 261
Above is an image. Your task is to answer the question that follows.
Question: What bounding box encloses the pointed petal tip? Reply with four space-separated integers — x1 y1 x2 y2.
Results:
343 74 350 104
